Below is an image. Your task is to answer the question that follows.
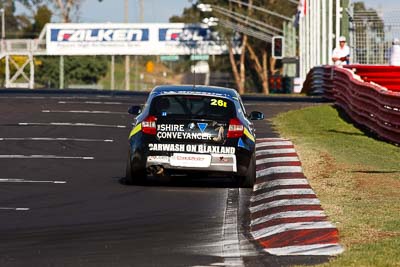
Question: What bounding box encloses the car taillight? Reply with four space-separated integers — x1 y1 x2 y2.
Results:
142 116 157 135
227 118 244 138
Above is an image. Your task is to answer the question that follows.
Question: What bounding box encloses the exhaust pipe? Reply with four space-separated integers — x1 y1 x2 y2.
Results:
147 165 165 176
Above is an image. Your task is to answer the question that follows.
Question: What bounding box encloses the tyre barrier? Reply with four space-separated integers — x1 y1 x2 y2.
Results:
251 138 343 256
302 65 400 145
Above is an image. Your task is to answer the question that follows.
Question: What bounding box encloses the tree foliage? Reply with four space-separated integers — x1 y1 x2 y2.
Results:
0 0 23 38
35 56 108 88
18 0 82 23
170 0 297 94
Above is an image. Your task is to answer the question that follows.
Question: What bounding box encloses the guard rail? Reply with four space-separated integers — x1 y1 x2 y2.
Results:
302 65 400 145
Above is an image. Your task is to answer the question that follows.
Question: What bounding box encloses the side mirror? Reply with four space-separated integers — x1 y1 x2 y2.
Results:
128 105 141 115
249 111 264 120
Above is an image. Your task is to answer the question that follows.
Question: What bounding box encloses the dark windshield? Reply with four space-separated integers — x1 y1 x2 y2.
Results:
149 95 236 119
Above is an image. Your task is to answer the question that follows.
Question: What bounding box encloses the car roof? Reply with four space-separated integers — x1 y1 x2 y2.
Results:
150 85 240 100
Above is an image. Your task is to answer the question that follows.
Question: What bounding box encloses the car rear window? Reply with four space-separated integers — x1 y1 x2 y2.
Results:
149 95 236 119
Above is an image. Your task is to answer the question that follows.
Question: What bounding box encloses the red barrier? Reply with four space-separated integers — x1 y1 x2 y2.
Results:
303 65 400 145
344 65 400 92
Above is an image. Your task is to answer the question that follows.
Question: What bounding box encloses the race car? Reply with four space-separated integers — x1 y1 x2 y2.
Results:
126 85 264 187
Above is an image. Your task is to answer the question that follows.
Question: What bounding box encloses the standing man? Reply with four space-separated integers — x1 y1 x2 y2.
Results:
390 38 400 66
332 36 350 66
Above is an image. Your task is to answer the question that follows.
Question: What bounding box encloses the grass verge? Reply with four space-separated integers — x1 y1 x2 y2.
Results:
272 104 400 267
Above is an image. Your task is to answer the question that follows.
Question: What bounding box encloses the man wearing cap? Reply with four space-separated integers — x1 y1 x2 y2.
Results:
332 36 350 66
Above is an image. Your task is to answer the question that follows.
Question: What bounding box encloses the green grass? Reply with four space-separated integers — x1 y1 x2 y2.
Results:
273 105 400 171
272 104 400 267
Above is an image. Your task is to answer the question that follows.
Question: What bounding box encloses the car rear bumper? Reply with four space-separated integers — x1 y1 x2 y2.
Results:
146 153 237 173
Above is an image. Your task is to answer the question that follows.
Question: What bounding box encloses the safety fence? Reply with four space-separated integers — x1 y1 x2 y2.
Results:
302 65 400 145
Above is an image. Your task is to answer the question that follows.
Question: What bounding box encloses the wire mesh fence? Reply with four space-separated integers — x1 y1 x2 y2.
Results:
351 9 400 64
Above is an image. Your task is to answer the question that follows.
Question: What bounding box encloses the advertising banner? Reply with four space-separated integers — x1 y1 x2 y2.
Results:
46 23 236 56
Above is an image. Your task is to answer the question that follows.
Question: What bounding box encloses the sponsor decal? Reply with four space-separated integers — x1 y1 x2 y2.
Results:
170 153 211 168
197 123 208 133
156 124 213 140
156 91 233 100
128 124 142 139
238 138 247 149
148 143 235 154
210 98 227 108
51 28 149 42
159 27 210 42
243 128 255 142
213 124 224 142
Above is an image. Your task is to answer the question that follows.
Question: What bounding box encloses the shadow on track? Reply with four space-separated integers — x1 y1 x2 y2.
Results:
118 175 241 188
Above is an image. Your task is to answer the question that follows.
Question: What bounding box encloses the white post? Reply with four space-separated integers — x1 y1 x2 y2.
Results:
335 0 341 49
59 56 64 89
313 0 318 67
301 15 306 79
111 55 115 90
29 53 34 89
316 0 321 66
309 0 314 69
305 0 310 74
124 0 130 91
1 8 5 40
299 11 304 80
321 0 327 64
328 0 334 64
5 54 9 88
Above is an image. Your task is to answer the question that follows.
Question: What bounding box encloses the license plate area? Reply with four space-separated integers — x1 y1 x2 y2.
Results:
170 153 211 168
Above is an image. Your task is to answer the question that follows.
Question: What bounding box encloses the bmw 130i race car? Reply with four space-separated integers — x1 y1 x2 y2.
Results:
126 85 264 187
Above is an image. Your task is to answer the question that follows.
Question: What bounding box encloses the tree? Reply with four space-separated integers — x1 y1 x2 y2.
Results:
0 0 22 38
35 56 108 88
172 0 298 94
18 0 82 22
18 3 52 38
211 0 296 94
52 0 82 22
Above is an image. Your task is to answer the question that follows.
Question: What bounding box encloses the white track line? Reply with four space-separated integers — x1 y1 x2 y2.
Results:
18 122 126 128
264 244 344 256
251 210 326 226
42 110 126 115
256 156 299 164
0 178 66 184
251 189 315 202
222 188 243 266
0 137 114 142
58 101 125 105
0 155 94 160
256 141 293 148
256 166 303 178
0 96 46 99
256 149 296 156
250 198 321 213
251 221 335 240
257 138 288 142
254 179 309 191
0 207 30 211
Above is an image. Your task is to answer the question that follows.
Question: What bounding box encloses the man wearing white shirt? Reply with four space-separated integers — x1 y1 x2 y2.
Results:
332 36 350 66
390 38 400 66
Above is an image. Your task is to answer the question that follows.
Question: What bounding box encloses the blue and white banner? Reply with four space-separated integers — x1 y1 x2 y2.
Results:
46 23 236 56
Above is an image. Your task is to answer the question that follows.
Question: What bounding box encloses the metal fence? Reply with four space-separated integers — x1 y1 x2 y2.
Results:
351 9 400 65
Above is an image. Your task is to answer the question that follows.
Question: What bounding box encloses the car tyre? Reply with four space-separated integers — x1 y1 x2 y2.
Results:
239 153 256 188
125 154 147 185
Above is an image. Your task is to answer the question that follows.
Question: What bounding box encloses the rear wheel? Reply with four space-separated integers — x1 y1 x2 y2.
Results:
125 153 147 185
239 153 256 188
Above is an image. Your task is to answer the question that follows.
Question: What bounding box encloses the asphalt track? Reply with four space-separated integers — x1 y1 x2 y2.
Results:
0 91 328 267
